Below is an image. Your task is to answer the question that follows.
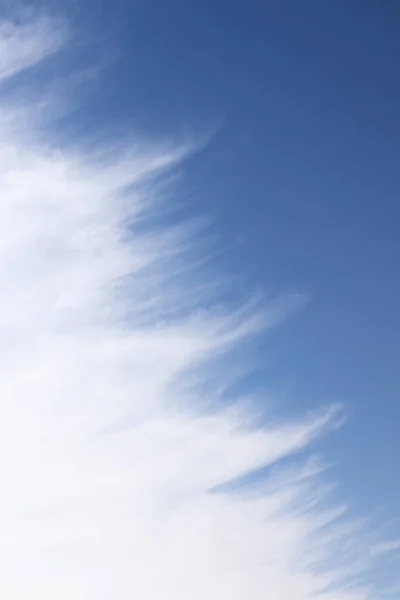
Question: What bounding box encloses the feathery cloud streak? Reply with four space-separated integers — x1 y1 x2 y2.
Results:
0 14 391 600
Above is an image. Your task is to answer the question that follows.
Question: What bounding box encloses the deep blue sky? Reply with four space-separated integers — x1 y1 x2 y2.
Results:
59 0 399 525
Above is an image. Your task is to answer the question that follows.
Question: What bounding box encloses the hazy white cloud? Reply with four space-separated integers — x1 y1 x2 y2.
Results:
0 16 65 81
0 14 392 599
372 540 400 556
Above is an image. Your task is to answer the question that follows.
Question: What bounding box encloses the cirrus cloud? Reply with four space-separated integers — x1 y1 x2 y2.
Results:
0 13 392 600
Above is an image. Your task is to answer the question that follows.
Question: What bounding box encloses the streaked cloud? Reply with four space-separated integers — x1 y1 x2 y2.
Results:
0 14 392 599
0 15 65 81
372 540 400 556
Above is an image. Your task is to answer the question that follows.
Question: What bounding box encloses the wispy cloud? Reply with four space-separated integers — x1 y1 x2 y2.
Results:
372 540 400 556
0 14 392 599
0 15 65 81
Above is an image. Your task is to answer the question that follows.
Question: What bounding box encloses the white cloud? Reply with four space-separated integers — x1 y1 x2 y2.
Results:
0 15 65 81
0 14 392 599
372 540 400 556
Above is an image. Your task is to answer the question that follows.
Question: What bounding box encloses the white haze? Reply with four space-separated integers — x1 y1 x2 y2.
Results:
0 14 392 600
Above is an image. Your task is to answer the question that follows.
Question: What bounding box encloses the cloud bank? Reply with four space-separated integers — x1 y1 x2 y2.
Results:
0 14 394 600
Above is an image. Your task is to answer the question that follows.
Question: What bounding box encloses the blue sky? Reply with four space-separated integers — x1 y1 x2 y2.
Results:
0 0 399 597
63 0 400 519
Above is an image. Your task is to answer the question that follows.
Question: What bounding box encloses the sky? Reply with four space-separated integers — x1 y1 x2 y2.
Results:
0 0 399 598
